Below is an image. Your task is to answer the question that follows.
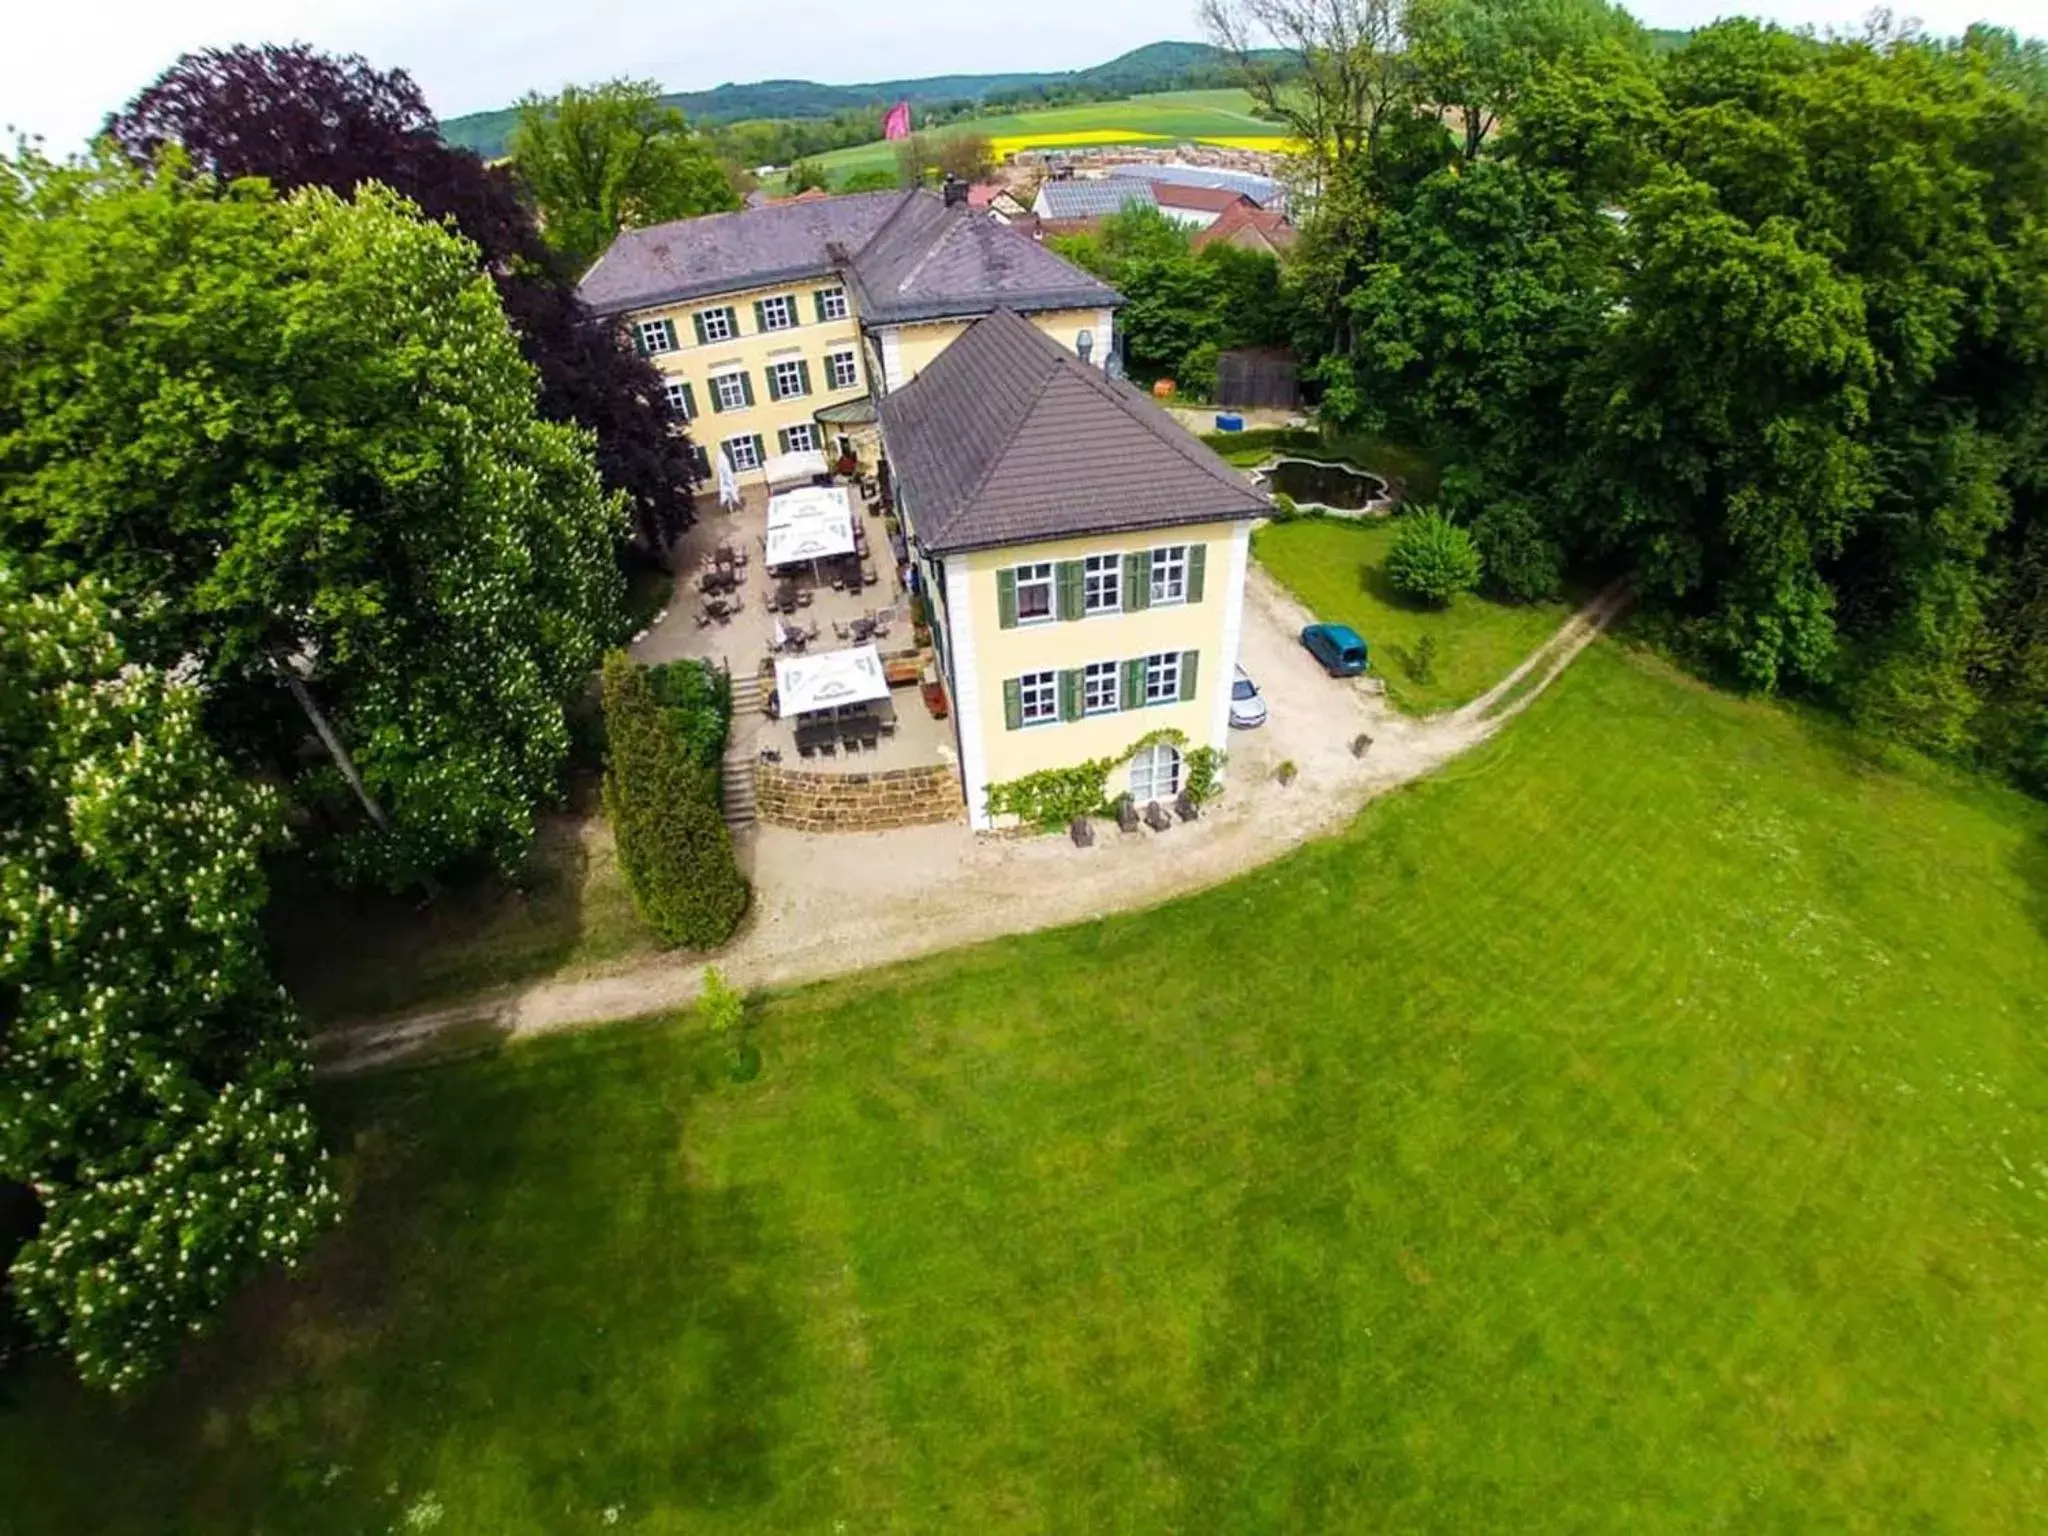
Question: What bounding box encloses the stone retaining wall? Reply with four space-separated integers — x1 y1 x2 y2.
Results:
755 761 964 832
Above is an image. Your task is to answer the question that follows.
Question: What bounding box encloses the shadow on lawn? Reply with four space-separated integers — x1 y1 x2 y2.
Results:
2015 829 2048 944
266 804 600 1026
0 1029 793 1532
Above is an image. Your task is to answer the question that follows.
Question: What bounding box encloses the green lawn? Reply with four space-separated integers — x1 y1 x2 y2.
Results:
6 639 2048 1531
1255 517 1570 713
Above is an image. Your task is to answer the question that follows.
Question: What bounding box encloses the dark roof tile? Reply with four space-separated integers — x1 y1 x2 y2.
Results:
879 310 1269 553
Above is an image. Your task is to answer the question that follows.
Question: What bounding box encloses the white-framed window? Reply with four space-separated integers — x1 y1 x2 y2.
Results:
779 422 819 454
637 317 678 354
711 371 750 412
758 294 797 331
1013 562 1055 625
722 434 764 472
1018 670 1058 727
1143 651 1181 705
1083 553 1122 615
696 306 735 344
1129 742 1183 803
825 349 860 390
817 286 849 321
662 378 694 419
770 359 808 399
1082 660 1120 715
1150 545 1189 605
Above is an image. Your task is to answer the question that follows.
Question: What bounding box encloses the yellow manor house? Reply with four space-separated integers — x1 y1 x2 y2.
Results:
580 186 1270 829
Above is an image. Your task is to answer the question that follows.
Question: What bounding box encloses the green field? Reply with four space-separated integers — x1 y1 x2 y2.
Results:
1256 517 1571 713
6 632 2047 1531
809 89 1291 186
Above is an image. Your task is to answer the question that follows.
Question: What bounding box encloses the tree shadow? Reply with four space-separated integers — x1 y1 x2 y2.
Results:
1359 560 1439 616
2014 829 2048 944
0 1029 795 1530
265 807 600 1026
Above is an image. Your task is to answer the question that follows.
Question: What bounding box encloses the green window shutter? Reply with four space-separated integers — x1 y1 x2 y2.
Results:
814 290 830 323
765 367 781 402
692 312 708 346
740 371 755 408
777 428 792 455
1178 649 1199 703
631 324 649 356
796 359 812 396
753 299 767 333
1122 656 1147 709
1123 551 1152 612
709 378 727 414
681 382 696 419
1002 677 1023 731
1186 542 1207 604
1058 669 1082 722
1056 560 1084 621
995 568 1018 630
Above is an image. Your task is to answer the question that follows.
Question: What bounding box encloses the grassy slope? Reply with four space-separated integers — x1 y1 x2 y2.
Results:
1255 518 1569 713
810 89 1288 185
7 639 2047 1531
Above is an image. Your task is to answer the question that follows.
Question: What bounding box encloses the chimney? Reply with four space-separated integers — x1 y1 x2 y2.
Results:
942 175 969 209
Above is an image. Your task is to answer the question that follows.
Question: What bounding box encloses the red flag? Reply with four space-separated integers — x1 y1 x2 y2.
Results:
883 101 911 140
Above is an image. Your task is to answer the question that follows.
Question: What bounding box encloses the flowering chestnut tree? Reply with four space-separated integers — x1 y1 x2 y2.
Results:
0 568 335 1389
0 152 625 887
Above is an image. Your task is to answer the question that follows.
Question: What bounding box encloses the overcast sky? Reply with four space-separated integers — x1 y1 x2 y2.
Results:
5 0 2039 151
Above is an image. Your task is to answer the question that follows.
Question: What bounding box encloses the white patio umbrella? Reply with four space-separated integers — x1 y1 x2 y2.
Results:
764 484 856 570
762 448 828 488
774 644 889 716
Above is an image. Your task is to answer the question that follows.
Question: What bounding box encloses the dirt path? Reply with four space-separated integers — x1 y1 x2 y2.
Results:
316 575 1628 1075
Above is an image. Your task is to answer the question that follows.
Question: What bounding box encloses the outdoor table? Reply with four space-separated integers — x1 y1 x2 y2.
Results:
776 580 797 613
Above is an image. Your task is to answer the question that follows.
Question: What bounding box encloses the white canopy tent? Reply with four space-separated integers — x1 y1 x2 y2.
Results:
764 484 856 567
774 643 889 717
762 448 829 488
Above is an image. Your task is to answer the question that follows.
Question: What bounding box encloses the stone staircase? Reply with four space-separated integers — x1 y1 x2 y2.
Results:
721 673 769 829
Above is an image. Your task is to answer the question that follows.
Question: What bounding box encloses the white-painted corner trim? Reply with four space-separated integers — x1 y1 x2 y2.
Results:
1095 308 1116 370
1209 524 1253 769
944 559 993 829
879 328 905 393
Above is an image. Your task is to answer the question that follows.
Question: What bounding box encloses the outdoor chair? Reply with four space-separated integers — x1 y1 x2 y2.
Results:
817 737 836 757
833 620 851 640
796 589 813 608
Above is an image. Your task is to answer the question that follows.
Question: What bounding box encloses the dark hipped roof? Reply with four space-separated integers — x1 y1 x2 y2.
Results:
878 309 1270 554
578 191 904 317
578 189 1120 325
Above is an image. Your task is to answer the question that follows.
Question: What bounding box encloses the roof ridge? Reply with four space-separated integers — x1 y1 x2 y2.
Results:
884 205 963 298
848 187 933 268
943 312 1068 521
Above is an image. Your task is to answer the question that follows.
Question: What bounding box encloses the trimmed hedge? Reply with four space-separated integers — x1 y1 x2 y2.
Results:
1386 509 1485 606
601 652 748 948
1198 426 1322 456
646 658 732 771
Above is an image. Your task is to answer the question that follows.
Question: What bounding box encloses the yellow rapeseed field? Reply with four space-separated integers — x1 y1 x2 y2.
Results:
988 130 1172 155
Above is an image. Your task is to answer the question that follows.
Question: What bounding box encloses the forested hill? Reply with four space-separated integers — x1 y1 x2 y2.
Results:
438 40 1285 157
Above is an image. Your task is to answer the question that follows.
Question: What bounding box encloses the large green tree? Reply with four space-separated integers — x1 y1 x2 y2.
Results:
0 153 624 888
1407 0 1644 160
0 566 334 1390
510 80 738 271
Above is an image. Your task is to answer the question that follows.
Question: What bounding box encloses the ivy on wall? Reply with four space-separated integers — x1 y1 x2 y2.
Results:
983 729 1225 831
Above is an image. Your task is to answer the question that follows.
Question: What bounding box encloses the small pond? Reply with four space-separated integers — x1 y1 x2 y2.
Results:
1261 457 1389 514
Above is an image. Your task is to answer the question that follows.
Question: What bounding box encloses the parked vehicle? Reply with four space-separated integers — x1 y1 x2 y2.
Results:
1300 623 1370 677
1229 666 1268 728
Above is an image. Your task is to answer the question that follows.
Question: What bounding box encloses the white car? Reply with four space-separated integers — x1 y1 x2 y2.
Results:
1229 665 1268 729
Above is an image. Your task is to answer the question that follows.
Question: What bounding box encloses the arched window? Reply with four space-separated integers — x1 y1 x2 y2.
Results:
1128 742 1182 805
